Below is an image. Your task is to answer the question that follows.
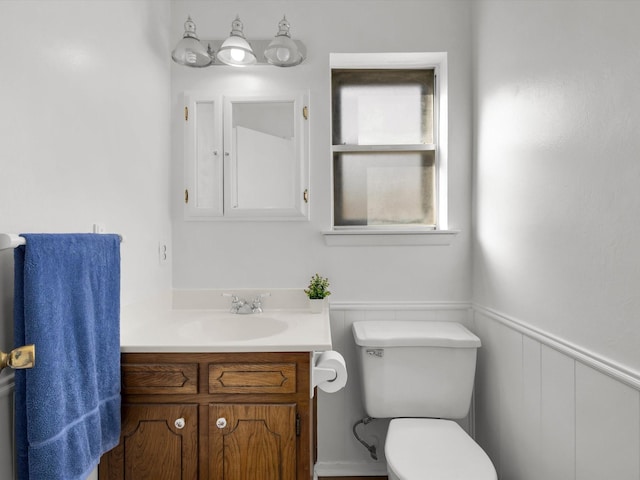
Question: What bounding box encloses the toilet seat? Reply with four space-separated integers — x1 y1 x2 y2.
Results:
385 418 497 480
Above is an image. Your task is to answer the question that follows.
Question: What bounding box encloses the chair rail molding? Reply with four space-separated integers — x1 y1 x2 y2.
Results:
330 300 472 311
472 303 640 391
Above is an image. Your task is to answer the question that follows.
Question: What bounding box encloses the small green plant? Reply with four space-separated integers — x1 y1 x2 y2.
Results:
304 273 331 299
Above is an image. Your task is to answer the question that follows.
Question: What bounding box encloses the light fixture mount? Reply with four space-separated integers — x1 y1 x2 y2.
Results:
171 15 306 68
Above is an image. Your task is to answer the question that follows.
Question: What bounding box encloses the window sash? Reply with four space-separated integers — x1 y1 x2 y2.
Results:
331 67 437 228
331 68 435 147
333 151 436 228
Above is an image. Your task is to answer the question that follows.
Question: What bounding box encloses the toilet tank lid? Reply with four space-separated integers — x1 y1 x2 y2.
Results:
352 321 481 348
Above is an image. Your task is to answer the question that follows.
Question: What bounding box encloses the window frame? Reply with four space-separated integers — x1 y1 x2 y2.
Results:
325 52 456 246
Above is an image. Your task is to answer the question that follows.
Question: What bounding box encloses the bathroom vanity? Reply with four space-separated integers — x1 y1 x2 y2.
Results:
98 291 332 480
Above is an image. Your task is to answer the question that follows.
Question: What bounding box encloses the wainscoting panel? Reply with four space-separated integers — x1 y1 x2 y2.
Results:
520 337 541 479
473 306 640 480
496 325 524 479
540 345 575 480
575 363 640 480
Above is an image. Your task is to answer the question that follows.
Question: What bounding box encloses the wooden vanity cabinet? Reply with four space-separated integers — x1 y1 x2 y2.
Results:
99 352 314 480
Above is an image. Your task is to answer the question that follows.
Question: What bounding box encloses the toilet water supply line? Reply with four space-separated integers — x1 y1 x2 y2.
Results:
353 416 378 460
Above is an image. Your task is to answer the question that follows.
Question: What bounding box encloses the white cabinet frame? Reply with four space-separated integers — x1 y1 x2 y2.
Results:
184 91 310 221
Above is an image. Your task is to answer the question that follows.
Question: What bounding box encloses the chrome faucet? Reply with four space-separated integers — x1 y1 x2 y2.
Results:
230 296 253 314
224 293 270 314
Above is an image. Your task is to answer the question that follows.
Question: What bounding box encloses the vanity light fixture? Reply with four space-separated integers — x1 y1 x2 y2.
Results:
171 16 213 67
216 16 257 67
264 16 304 67
171 15 306 68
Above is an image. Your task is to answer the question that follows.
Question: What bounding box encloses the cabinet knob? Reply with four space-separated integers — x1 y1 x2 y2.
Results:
216 417 227 429
174 417 186 430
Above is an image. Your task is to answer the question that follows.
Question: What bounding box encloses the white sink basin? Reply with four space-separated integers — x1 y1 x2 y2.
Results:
120 291 333 352
179 315 289 341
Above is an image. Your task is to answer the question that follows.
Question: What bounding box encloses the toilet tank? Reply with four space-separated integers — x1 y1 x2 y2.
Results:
352 321 481 419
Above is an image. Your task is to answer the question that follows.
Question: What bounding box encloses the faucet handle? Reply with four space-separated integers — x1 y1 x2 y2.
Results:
252 292 271 305
222 293 241 312
222 293 239 301
251 293 271 313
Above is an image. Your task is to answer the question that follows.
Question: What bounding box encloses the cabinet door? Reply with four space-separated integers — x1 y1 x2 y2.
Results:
183 91 310 221
99 403 198 480
209 403 296 480
222 93 309 220
184 93 224 219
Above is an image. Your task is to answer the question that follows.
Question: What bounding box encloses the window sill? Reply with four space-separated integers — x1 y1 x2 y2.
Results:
322 229 460 246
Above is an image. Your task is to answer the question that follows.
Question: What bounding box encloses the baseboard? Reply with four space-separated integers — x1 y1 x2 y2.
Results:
315 461 388 477
318 477 387 479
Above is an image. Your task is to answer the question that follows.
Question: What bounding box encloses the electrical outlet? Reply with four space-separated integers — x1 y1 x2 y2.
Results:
158 242 169 265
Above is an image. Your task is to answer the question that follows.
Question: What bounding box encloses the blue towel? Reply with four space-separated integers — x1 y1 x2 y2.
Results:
14 233 121 480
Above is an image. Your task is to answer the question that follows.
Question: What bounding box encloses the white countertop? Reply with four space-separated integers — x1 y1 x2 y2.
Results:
120 290 333 353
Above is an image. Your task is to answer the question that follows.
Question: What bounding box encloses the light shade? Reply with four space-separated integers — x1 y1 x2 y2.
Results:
264 16 304 67
216 16 257 67
171 16 213 67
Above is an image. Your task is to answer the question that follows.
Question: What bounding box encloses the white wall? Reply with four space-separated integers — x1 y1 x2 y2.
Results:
170 0 474 302
472 1 640 478
0 1 172 479
473 0 640 380
171 3 473 474
0 0 173 305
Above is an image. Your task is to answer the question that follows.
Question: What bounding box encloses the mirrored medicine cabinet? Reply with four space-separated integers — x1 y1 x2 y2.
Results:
183 91 310 220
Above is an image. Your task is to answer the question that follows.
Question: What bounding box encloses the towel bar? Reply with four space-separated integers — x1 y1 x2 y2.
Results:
0 344 35 373
0 233 124 251
0 233 25 250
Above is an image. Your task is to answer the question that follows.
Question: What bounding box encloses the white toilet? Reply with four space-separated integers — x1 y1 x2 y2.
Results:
352 320 497 480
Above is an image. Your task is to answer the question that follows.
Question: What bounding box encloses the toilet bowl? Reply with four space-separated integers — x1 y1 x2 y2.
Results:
385 419 497 480
352 321 497 480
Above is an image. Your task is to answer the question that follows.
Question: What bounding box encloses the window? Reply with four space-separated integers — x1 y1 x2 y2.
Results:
327 53 452 244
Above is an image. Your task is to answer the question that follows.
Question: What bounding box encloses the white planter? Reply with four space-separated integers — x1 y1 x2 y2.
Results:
309 298 325 313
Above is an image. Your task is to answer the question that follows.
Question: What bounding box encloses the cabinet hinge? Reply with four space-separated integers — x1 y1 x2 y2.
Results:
302 106 308 120
184 189 189 204
184 106 189 121
295 414 301 437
